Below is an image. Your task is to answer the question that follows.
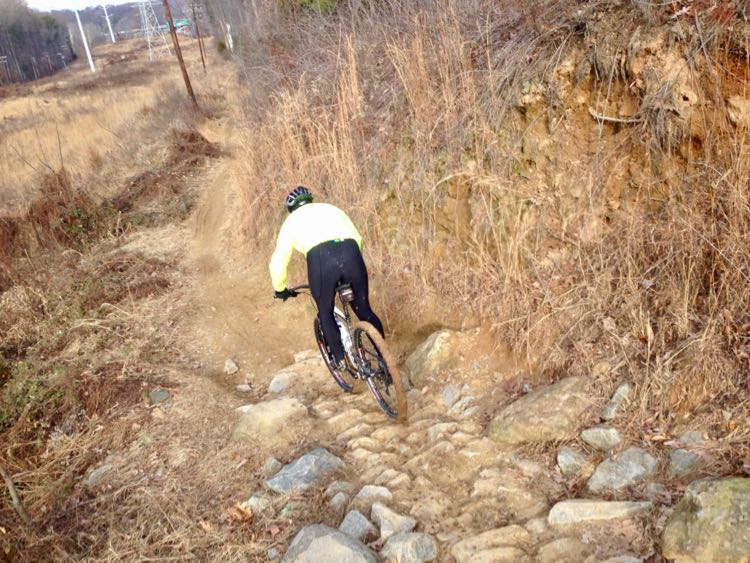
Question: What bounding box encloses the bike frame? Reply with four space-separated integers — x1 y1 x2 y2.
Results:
289 284 366 376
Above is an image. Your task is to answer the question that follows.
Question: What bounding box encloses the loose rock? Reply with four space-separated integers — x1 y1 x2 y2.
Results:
269 370 297 394
325 480 355 499
487 376 591 445
450 525 531 562
662 477 750 562
556 446 587 477
282 524 378 562
371 502 416 540
580 425 622 450
601 383 631 421
265 448 344 493
262 457 283 476
548 499 652 525
537 537 591 563
351 485 392 513
405 330 459 385
244 493 272 514
441 384 461 408
329 492 349 514
339 510 378 543
427 422 458 442
669 448 699 477
149 388 171 405
224 358 239 374
381 533 439 562
85 463 113 487
232 398 308 441
587 447 657 492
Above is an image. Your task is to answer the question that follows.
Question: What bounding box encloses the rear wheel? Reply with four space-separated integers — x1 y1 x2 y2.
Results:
353 321 407 422
314 317 363 393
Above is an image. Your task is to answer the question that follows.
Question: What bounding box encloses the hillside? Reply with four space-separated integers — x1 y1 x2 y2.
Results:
2 1 750 561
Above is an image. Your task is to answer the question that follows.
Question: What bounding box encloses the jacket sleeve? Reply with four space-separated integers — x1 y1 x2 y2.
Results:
269 227 294 292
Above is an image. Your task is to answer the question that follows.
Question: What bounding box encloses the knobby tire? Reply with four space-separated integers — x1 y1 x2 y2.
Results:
354 321 408 422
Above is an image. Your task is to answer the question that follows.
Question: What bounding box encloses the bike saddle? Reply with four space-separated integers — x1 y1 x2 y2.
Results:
336 283 354 303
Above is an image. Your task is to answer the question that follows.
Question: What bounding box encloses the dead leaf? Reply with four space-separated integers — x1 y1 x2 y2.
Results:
199 520 214 533
228 503 253 523
269 525 281 538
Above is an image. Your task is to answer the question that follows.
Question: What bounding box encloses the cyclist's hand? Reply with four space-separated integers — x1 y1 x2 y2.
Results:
274 288 298 301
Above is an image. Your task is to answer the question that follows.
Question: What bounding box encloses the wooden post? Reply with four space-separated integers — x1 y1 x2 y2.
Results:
162 0 199 111
191 3 206 74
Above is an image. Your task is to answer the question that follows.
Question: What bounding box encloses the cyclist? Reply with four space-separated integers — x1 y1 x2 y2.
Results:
270 186 385 372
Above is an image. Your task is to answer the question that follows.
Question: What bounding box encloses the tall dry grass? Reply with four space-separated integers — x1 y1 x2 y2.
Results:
226 0 750 459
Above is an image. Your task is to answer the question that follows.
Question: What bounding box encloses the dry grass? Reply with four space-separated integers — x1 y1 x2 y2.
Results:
223 0 750 470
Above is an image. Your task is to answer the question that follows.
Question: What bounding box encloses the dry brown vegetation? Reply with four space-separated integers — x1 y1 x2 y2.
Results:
224 0 750 468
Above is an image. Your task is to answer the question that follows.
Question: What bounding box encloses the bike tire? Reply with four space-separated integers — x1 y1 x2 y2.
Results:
314 317 363 394
353 321 408 422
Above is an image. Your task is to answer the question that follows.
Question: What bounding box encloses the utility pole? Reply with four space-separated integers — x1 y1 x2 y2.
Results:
191 2 206 73
103 4 116 43
75 10 96 73
162 0 199 111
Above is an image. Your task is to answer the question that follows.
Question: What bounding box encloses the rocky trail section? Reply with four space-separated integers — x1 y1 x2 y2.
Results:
215 335 750 562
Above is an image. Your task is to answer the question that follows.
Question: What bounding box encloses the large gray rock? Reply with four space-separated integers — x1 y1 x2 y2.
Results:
556 446 587 477
450 525 531 562
601 383 631 420
265 448 344 493
381 533 439 562
662 477 750 562
231 398 308 441
339 510 378 543
282 524 378 562
587 447 657 492
548 499 652 525
580 425 621 450
371 502 416 540
487 377 592 445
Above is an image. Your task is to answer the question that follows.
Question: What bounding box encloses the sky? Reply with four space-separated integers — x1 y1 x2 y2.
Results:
26 0 134 11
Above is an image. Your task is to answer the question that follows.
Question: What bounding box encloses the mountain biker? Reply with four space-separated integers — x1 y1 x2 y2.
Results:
270 186 385 372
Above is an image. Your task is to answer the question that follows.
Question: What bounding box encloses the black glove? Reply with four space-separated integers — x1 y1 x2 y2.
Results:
274 288 297 301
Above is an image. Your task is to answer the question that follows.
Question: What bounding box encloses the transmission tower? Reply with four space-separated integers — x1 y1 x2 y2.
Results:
138 0 171 60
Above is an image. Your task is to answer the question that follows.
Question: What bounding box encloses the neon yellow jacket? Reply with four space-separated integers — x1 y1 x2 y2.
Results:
269 203 362 291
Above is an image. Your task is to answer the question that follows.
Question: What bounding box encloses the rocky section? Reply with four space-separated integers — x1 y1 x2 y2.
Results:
487 376 592 444
662 478 750 562
217 343 735 562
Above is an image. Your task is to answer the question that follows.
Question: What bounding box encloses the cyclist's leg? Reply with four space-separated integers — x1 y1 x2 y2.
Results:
308 243 346 362
341 240 385 337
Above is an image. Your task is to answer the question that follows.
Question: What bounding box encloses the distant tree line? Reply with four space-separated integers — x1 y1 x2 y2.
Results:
0 0 74 85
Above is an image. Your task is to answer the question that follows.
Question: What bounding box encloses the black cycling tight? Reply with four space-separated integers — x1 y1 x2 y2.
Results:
307 239 384 362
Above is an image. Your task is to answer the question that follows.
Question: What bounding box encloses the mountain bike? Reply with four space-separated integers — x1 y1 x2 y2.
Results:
286 283 407 422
